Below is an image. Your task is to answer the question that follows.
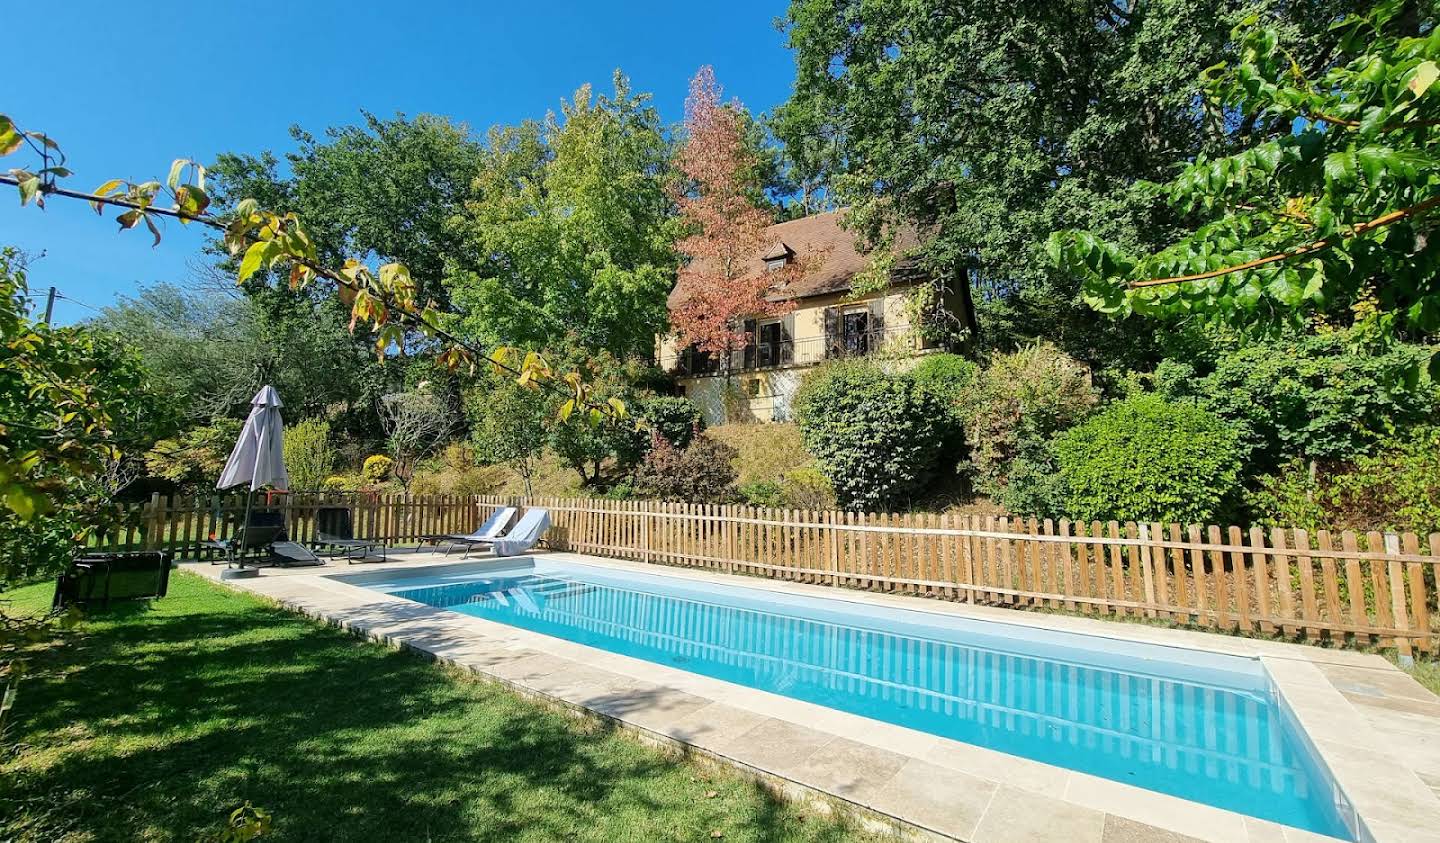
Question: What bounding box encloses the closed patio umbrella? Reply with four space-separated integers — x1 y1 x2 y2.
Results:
217 386 289 562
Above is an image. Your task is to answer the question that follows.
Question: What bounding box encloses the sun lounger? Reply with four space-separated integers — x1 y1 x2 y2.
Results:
490 509 550 557
310 507 385 563
53 551 173 609
419 507 517 556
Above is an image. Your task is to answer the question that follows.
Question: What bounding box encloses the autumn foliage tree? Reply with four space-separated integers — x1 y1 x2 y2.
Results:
669 67 795 358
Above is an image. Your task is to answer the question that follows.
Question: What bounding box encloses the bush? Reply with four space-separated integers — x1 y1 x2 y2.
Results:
960 342 1099 497
910 353 979 460
738 479 786 508
409 444 497 497
634 435 738 503
1249 426 1440 535
910 353 979 410
1192 330 1438 472
793 360 945 510
362 454 394 484
707 423 811 486
637 396 703 449
780 466 837 510
1050 395 1244 524
322 474 362 492
283 419 335 492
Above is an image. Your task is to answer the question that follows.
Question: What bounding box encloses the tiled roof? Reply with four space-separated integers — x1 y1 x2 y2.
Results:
668 209 925 308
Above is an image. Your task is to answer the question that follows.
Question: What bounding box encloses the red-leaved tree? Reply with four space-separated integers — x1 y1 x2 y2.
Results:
669 67 796 356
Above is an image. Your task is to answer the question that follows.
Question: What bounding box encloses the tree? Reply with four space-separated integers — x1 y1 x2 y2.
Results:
468 379 549 496
669 67 796 358
209 112 485 310
0 110 631 440
0 248 152 721
97 283 381 431
377 390 456 488
446 73 677 360
1049 0 1440 373
776 0 1347 370
284 419 336 492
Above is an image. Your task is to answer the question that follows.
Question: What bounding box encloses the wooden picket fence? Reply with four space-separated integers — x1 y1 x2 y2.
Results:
112 492 1440 657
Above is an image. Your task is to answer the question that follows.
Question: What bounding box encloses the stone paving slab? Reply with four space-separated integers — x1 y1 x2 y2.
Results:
183 551 1440 843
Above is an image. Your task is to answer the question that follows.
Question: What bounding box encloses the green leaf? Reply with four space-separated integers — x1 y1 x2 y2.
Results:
238 241 271 282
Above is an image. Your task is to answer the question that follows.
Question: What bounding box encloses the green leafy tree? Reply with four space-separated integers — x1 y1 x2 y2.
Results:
468 380 549 496
1050 1 1440 370
210 112 484 309
0 249 153 720
1178 329 1439 473
447 73 676 359
284 419 336 492
777 0 1346 369
97 283 382 433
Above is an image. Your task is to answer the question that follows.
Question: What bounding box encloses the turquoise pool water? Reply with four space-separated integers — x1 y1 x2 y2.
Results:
353 559 1355 839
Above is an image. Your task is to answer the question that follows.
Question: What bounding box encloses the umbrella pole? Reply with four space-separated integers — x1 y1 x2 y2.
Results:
238 488 255 570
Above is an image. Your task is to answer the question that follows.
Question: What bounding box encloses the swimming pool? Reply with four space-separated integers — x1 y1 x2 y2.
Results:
351 558 1356 839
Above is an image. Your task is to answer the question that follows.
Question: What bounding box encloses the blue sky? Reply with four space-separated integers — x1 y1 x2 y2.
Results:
3 1 797 324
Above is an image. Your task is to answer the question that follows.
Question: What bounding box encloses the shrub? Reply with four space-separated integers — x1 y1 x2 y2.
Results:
362 454 394 484
1193 330 1438 472
910 353 979 410
283 419 335 492
960 342 1099 497
1249 427 1440 535
409 444 497 497
634 435 738 503
637 396 703 449
910 353 979 460
322 474 361 492
707 423 810 486
793 360 945 511
144 419 243 489
738 479 786 508
1050 395 1244 524
780 466 837 510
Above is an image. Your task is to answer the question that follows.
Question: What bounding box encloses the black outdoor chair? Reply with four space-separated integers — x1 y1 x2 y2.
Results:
310 507 384 563
53 551 173 610
204 509 324 568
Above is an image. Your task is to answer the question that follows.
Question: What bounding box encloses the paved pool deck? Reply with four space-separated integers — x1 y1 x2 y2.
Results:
185 549 1440 843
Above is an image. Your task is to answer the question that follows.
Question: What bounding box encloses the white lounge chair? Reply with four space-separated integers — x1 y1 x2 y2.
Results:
419 507 517 556
490 509 550 557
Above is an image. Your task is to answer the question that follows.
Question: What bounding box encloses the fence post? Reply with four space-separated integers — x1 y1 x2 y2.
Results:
1385 533 1414 666
144 492 163 550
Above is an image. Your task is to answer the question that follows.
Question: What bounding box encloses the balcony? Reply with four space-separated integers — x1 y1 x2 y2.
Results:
663 326 912 378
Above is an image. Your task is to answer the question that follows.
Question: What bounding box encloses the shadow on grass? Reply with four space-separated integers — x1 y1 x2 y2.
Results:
3 578 865 843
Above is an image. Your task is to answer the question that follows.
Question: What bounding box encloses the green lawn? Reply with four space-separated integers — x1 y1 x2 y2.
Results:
1 574 870 842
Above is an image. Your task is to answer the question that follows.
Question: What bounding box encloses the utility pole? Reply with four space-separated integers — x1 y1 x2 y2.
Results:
42 286 57 325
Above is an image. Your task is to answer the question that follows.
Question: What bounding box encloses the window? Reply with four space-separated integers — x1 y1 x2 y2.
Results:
765 256 788 271
841 308 870 355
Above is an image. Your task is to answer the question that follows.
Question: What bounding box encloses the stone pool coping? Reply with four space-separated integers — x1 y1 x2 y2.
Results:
184 550 1440 843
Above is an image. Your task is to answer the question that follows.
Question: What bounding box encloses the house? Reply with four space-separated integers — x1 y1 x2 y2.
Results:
658 210 972 425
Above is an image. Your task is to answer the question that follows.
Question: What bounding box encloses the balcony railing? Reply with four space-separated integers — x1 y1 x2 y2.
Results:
663 327 913 377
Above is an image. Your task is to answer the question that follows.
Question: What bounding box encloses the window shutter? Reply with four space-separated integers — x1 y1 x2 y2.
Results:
742 319 757 370
781 314 794 365
868 298 886 341
823 307 840 358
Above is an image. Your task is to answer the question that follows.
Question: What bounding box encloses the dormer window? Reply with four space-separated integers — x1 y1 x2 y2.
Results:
762 241 795 272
